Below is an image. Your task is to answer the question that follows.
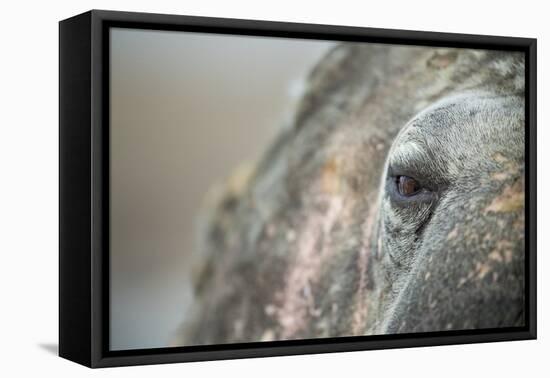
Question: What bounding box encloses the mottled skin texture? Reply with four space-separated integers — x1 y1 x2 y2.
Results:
175 44 525 345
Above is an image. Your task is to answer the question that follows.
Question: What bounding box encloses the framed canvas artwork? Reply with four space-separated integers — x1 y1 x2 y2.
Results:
59 10 536 368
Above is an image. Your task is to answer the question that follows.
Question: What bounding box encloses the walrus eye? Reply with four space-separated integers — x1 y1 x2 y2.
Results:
396 175 421 196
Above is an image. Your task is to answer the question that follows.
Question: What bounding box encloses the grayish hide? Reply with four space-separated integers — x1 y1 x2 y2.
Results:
175 44 525 345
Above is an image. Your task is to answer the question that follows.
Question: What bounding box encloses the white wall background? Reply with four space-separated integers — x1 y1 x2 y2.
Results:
0 0 546 376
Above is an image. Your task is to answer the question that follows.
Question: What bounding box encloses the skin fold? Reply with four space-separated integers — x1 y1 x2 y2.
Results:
175 44 525 345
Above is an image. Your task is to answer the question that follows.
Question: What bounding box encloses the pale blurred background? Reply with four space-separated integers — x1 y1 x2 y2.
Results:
110 27 334 350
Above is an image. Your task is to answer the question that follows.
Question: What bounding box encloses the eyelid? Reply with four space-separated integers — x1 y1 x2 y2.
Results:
388 165 433 191
388 140 431 173
386 173 438 206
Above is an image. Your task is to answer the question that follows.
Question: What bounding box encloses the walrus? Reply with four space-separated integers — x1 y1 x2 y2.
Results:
174 43 525 345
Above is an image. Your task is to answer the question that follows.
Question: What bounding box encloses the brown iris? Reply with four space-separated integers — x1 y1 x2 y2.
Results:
397 175 421 196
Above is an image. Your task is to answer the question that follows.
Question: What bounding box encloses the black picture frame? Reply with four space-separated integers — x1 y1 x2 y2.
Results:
59 9 537 368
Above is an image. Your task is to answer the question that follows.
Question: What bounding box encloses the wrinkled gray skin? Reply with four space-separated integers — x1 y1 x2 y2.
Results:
175 44 525 345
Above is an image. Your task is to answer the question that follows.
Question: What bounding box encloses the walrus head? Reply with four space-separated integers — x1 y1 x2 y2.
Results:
177 44 526 345
377 93 525 333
